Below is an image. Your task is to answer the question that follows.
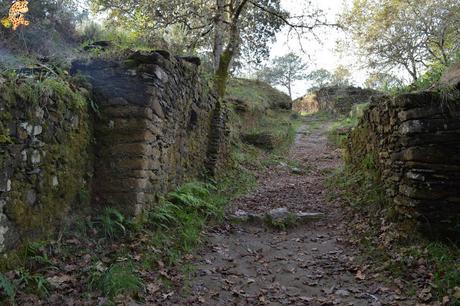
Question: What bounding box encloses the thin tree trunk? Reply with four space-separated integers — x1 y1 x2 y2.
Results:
213 0 225 72
288 80 292 100
214 0 248 98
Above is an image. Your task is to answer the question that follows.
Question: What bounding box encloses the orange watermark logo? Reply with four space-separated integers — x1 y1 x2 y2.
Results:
1 0 30 30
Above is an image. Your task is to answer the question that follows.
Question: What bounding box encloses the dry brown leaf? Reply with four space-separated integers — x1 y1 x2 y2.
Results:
146 283 160 294
47 275 74 288
355 270 365 280
453 286 460 299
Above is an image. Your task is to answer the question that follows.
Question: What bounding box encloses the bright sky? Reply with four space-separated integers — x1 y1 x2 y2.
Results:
268 0 368 99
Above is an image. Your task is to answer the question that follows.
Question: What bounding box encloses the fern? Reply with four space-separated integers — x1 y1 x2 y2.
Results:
0 273 15 301
148 201 179 229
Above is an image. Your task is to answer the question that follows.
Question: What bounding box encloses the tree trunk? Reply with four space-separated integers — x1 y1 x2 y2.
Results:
288 84 292 100
215 50 233 98
213 0 225 72
214 0 248 99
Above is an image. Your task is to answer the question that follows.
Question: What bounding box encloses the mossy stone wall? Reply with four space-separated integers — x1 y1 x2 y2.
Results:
346 91 460 234
294 86 379 115
71 51 229 216
0 76 92 251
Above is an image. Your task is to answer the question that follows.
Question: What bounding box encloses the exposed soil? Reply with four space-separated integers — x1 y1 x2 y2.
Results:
172 115 413 305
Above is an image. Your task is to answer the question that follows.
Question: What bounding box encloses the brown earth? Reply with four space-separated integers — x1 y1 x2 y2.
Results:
170 115 414 306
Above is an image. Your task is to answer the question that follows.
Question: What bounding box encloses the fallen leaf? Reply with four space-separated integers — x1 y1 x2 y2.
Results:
356 270 365 280
47 275 74 288
453 287 460 299
147 283 160 294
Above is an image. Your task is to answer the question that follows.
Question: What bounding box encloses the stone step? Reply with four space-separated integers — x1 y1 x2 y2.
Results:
229 207 325 226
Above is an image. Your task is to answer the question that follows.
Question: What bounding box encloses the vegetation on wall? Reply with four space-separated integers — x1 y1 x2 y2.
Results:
0 71 93 249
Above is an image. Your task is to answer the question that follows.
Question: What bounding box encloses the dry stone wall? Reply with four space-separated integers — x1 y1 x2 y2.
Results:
0 77 92 251
346 90 460 234
72 51 228 216
294 86 378 115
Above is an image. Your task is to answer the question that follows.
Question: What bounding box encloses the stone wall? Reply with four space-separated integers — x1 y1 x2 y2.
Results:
72 51 228 216
293 93 319 114
294 86 378 115
346 90 460 234
0 77 92 251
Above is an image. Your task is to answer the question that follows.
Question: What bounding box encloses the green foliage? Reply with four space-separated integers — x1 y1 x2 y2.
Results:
307 68 333 91
330 65 353 87
256 52 307 98
92 0 288 63
91 263 143 298
0 0 84 63
25 241 55 269
0 273 16 301
327 158 386 212
226 78 291 113
364 72 403 91
327 103 368 147
426 242 460 300
17 269 50 297
95 208 127 240
342 0 460 83
327 136 460 303
0 134 13 144
138 181 225 265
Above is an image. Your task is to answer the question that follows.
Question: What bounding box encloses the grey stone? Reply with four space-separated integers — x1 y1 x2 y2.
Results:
33 125 43 136
291 167 305 175
296 212 325 222
35 107 44 119
70 51 228 218
31 150 41 164
0 171 10 192
335 289 350 297
20 122 33 135
26 189 37 206
268 207 289 220
154 66 168 83
150 97 165 118
21 150 27 161
52 176 59 187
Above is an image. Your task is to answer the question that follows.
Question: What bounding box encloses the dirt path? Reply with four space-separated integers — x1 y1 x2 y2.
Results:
175 115 407 305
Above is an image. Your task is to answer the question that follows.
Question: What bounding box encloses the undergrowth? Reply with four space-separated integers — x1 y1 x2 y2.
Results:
0 166 259 303
327 158 460 304
327 103 368 147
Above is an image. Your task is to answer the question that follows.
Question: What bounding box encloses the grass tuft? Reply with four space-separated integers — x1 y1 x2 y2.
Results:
95 208 128 240
91 263 143 298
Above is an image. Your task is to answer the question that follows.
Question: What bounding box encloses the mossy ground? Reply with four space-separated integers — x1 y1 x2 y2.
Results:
226 78 291 113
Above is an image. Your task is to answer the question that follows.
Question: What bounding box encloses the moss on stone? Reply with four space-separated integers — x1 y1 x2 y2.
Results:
0 74 93 249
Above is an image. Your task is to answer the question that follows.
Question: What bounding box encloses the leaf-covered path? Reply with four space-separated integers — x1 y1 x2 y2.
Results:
174 115 411 305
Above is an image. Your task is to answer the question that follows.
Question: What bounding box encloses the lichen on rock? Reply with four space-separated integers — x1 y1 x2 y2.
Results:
0 74 92 251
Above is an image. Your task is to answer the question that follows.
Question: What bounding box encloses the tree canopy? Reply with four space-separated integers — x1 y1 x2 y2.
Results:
257 52 308 99
91 0 330 98
341 0 460 83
